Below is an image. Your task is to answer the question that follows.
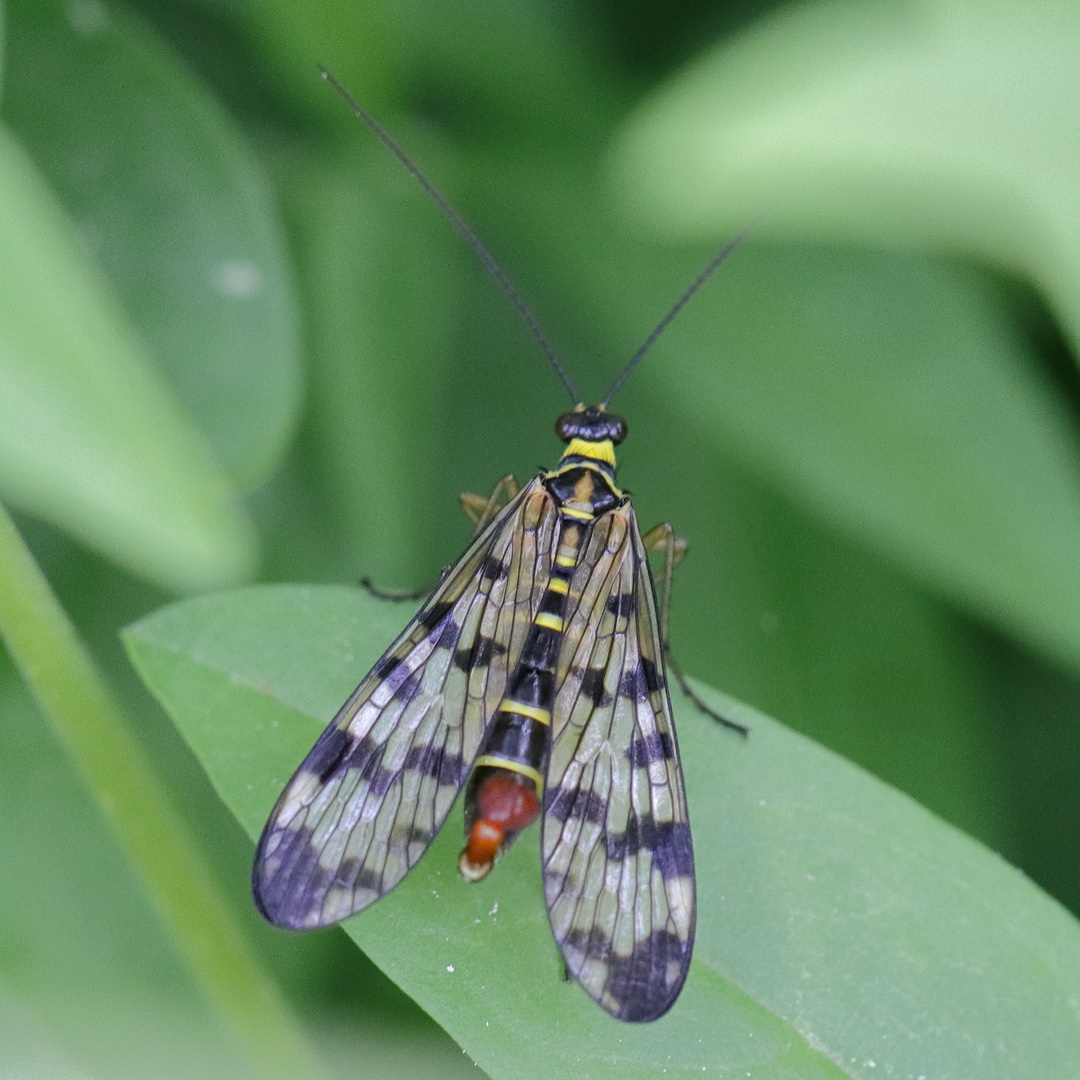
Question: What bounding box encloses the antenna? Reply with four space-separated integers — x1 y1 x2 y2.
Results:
319 67 581 406
600 219 760 408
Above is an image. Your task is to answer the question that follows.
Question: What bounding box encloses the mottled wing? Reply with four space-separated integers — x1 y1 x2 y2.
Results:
544 506 694 1022
254 479 557 928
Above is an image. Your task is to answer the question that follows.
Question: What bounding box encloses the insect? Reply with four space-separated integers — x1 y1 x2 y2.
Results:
252 69 749 1023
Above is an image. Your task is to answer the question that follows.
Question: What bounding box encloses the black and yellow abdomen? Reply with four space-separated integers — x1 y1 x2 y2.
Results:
459 416 627 879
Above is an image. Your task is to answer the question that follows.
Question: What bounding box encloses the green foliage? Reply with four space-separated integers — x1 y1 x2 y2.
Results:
126 584 1080 1080
2 0 1080 1076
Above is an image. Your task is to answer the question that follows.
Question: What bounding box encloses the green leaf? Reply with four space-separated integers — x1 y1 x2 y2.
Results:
616 391 1008 850
0 640 484 1080
278 144 461 586
125 584 1080 1080
575 220 1080 677
0 665 262 1080
613 0 1080 350
215 0 394 116
465 135 1080 674
609 0 1080 672
0 984 93 1080
2 0 302 487
0 122 254 592
656 243 1080 676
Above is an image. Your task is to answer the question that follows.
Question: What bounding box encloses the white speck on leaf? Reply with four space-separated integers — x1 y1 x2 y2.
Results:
212 260 263 299
66 0 109 33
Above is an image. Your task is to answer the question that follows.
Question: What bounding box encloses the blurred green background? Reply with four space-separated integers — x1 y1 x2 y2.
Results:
4 0 1080 1075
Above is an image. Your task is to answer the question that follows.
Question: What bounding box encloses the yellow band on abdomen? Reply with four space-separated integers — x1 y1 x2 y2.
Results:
472 756 544 793
499 701 551 725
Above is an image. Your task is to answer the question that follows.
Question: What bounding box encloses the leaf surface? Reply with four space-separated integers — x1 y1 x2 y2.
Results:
0 122 253 591
126 584 1080 1079
3 0 301 487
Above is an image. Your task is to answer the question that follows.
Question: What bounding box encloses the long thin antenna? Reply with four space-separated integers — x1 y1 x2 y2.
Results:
600 220 760 408
320 67 581 406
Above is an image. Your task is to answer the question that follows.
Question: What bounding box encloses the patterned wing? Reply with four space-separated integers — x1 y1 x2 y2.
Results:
254 479 558 928
543 507 694 1022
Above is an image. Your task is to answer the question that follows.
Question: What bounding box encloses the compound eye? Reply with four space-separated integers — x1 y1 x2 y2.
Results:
606 415 628 444
555 408 628 444
554 411 579 442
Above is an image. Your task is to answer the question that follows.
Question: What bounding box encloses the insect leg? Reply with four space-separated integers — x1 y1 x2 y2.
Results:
361 477 522 602
460 474 519 533
639 523 685 644
359 576 440 601
641 523 748 737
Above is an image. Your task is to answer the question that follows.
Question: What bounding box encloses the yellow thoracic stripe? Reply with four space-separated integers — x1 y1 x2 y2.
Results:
500 701 552 725
536 612 564 631
560 506 594 522
547 577 569 594
563 437 616 466
473 755 545 793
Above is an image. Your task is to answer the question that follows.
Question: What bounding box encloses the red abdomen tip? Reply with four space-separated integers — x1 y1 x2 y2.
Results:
478 771 540 830
459 771 541 881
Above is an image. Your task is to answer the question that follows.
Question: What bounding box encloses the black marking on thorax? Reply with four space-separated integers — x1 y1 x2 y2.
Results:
544 465 623 520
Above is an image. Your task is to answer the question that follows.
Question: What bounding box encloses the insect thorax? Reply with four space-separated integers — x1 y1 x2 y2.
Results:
544 459 624 522
546 406 628 519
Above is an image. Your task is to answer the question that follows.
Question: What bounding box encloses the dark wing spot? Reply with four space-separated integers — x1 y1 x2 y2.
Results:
419 600 454 632
641 656 666 693
372 653 402 681
618 665 649 702
253 825 322 925
606 591 637 618
343 741 395 797
563 924 614 955
453 635 506 672
604 815 693 876
652 820 694 880
548 785 607 824
404 745 468 786
366 765 396 798
604 929 691 1022
392 670 422 703
433 617 462 650
307 725 353 783
338 734 377 774
254 826 382 927
580 666 611 708
349 864 383 894
626 732 674 767
480 555 510 581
